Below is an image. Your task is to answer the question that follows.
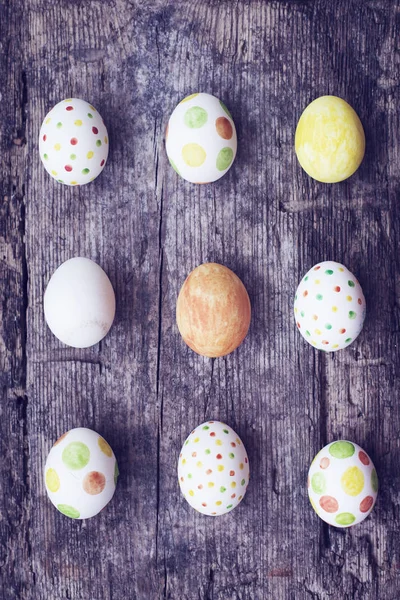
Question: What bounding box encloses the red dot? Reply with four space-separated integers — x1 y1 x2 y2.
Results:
43 134 47 141
339 328 346 334
358 451 370 466
202 502 207 507
244 457 248 463
322 340 329 345
303 290 308 297
210 432 216 437
216 454 222 460
314 266 321 271
229 470 235 476
70 137 78 145
360 496 374 513
231 442 236 448
66 106 74 111
297 322 301 328
358 298 362 305
100 159 105 167
231 493 236 498
334 286 341 292
92 126 98 134
64 165 73 172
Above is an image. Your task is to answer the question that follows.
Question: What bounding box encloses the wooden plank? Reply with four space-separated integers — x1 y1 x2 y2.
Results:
0 0 399 598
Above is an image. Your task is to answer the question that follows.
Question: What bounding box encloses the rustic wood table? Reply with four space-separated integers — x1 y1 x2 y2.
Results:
1 1 399 598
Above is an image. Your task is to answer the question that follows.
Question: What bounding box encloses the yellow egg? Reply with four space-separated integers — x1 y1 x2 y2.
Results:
295 96 365 183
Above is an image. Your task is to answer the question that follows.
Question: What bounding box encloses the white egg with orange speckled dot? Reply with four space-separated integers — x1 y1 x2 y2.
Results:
39 98 109 185
178 421 249 516
166 93 237 184
294 261 366 351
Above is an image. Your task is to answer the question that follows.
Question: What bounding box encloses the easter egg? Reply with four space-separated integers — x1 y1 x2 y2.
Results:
178 421 250 516
44 428 119 519
39 98 109 185
44 257 116 348
165 92 237 183
295 95 365 183
308 441 378 527
294 261 366 351
176 263 251 358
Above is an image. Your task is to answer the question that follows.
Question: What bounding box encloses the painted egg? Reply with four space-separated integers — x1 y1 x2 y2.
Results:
176 263 251 358
165 92 237 183
295 95 365 183
178 421 250 516
39 98 109 185
308 441 378 527
44 427 119 519
44 257 116 348
294 261 366 352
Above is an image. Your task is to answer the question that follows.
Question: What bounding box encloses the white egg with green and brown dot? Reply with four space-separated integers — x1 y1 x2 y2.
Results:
44 427 119 519
308 441 378 527
294 261 366 351
166 93 237 183
178 421 249 516
39 98 109 185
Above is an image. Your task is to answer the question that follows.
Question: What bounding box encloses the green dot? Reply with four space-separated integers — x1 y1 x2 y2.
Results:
114 461 119 486
205 449 211 455
185 440 189 446
325 323 332 330
82 168 90 174
311 472 326 495
335 512 356 526
202 425 210 430
169 158 180 175
241 478 245 486
96 140 102 147
329 441 355 459
226 504 233 509
43 153 48 160
184 106 208 128
371 469 379 493
70 153 76 160
300 311 305 317
88 113 93 118
349 311 356 320
62 442 90 470
219 100 232 119
56 122 62 129
348 280 355 287
220 486 226 493
305 330 311 337
229 453 235 459
316 294 323 301
223 429 229 434
216 147 234 171
57 179 64 183
295 294 298 301
187 473 192 479
57 504 80 519
325 269 334 275
304 276 309 281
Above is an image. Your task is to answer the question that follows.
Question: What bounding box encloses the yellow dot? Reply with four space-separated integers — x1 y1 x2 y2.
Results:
104 136 108 144
216 439 222 446
332 344 339 349
194 437 200 443
74 119 83 126
217 465 224 472
182 458 186 465
239 463 244 470
311 340 316 345
70 181 78 185
231 482 236 489
341 466 364 496
315 329 322 335
294 307 298 314
45 468 60 492
196 461 203 468
182 143 206 167
338 267 344 272
87 151 94 159
51 170 57 176
98 436 112 457
208 482 214 488
180 93 199 104
347 295 352 301
188 490 194 497
236 438 241 445
89 105 96 111
45 118 51 124
64 98 73 102
216 501 222 506
332 306 338 312
54 143 61 151
315 279 320 284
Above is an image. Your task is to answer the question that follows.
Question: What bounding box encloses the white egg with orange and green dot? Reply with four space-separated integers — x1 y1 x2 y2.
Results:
165 93 237 184
294 261 366 352
308 441 378 527
44 427 119 519
39 98 109 185
178 421 249 516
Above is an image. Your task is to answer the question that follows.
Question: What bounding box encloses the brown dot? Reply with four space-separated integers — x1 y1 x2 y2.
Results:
230 470 235 476
322 340 329 345
358 298 363 305
319 495 339 513
312 314 318 321
358 451 370 466
314 266 321 271
216 454 222 460
303 290 308 297
231 493 236 499
360 496 374 513
53 431 69 446
83 471 106 495
215 116 233 140
320 457 330 469
191 452 197 457
180 477 184 482
334 286 341 292
231 442 236 448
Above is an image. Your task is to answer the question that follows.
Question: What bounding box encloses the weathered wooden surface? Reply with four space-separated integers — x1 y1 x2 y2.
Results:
1 0 400 598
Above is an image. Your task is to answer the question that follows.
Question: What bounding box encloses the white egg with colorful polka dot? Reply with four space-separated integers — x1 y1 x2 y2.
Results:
294 261 366 351
308 440 378 527
39 98 109 185
44 427 119 519
178 421 250 516
166 92 237 183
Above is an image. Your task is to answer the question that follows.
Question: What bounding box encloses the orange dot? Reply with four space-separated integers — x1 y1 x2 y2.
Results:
322 340 329 345
215 116 233 140
319 495 339 513
83 471 106 495
314 266 321 270
206 469 212 475
334 286 341 292
320 457 330 469
339 328 346 334
303 290 308 297
312 314 318 321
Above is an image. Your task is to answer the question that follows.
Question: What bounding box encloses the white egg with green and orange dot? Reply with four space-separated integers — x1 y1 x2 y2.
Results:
308 441 378 527
44 427 119 519
178 421 249 516
166 92 237 184
39 98 109 185
294 261 366 351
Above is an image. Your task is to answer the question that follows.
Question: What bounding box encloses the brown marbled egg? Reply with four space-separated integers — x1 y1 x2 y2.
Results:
176 263 251 358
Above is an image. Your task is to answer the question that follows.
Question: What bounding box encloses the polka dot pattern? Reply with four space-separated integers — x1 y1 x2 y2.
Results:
178 421 250 516
308 440 378 528
294 261 366 351
166 92 237 183
44 427 118 519
39 98 109 186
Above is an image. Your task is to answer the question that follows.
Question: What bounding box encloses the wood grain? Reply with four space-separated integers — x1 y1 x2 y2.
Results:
1 0 400 598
